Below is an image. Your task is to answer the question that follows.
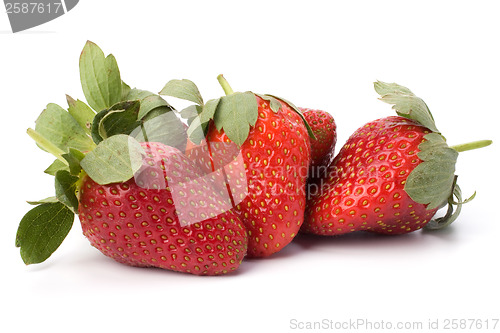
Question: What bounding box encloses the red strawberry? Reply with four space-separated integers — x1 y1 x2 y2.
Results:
302 81 491 235
303 116 437 235
301 108 337 201
301 108 337 172
15 42 246 276
78 142 247 275
178 75 312 257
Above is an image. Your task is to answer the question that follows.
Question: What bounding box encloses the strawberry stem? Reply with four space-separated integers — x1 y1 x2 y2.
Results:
217 74 234 96
450 140 492 153
27 128 69 165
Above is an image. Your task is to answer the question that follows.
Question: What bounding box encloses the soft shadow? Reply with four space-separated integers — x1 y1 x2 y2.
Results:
421 224 459 240
69 250 252 279
292 228 459 252
236 230 437 272
231 242 306 275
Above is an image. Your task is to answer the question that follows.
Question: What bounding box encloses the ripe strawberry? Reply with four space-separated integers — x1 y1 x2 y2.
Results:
302 81 491 235
301 108 337 201
303 116 437 235
176 75 313 257
79 142 247 275
301 108 337 172
15 42 246 276
204 104 309 257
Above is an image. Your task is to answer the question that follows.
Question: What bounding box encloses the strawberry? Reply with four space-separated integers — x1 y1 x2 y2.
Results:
202 100 309 258
79 142 246 275
301 108 337 201
301 108 337 173
302 81 491 236
165 75 313 257
15 41 246 275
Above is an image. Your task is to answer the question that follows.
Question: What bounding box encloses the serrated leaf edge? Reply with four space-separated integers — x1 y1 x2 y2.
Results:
404 133 458 210
374 81 440 133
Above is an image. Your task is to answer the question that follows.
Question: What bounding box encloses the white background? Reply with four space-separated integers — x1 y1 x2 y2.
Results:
1 1 499 332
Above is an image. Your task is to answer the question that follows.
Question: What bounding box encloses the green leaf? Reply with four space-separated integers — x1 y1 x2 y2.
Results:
15 202 74 265
126 88 156 101
180 105 202 125
139 95 172 120
374 81 439 133
374 81 413 96
213 92 258 145
55 170 79 212
131 111 188 152
424 178 461 230
44 159 69 176
405 133 459 209
126 88 174 120
66 95 96 134
98 100 141 140
79 41 122 112
91 101 141 143
141 106 175 122
186 116 209 145
256 94 282 113
199 98 221 124
90 109 108 144
69 148 85 161
159 79 204 106
121 81 131 101
27 197 58 205
80 134 145 185
180 105 201 120
62 148 85 176
35 103 95 153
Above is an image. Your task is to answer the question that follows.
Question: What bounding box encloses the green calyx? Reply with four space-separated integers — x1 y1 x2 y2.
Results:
374 81 439 133
17 41 187 265
424 176 476 230
160 74 315 146
374 81 492 229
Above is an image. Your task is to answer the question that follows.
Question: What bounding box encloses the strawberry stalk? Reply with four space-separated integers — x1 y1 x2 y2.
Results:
26 128 69 165
217 74 234 96
426 140 492 230
450 140 492 153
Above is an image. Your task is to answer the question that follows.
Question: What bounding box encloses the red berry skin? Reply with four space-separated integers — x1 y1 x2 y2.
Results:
301 108 337 171
78 142 247 275
187 96 311 257
302 116 438 235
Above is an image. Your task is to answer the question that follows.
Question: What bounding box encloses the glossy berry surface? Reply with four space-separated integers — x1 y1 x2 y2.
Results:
301 108 337 170
78 142 247 275
303 116 438 235
190 96 311 257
